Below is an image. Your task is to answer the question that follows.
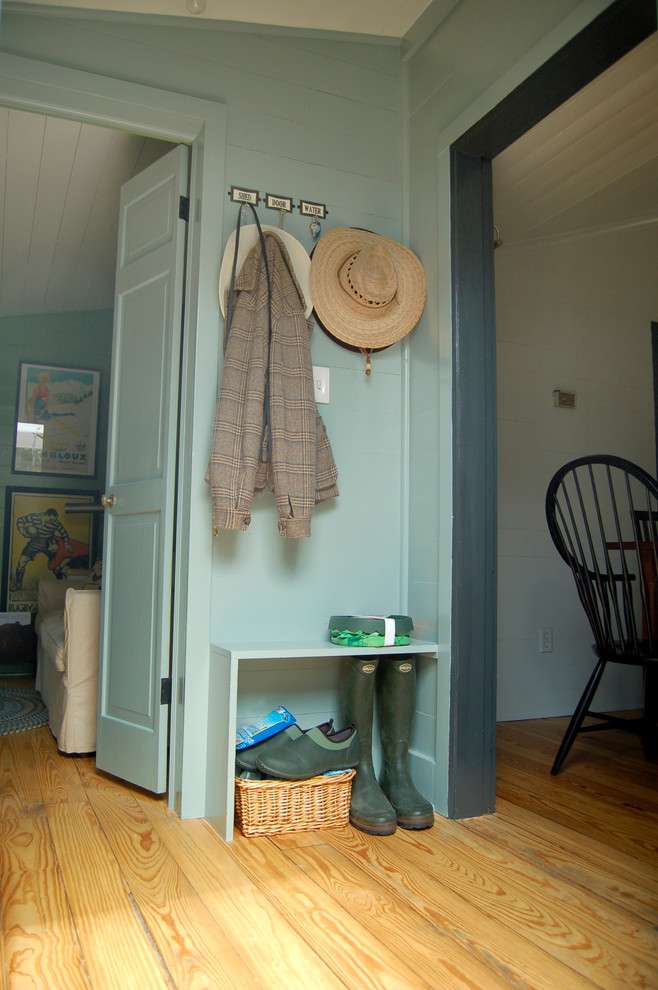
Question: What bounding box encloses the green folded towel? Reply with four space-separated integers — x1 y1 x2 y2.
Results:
330 629 411 647
328 614 413 647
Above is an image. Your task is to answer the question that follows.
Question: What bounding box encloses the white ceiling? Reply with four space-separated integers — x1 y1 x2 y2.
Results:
0 110 175 318
492 33 658 247
0 10 656 319
9 0 439 38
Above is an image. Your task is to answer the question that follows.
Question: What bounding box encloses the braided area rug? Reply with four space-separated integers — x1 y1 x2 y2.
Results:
0 688 49 737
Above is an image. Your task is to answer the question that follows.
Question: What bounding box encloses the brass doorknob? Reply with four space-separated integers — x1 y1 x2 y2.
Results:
101 493 116 508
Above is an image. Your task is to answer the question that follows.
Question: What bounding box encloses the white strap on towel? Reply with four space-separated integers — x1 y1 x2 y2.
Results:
356 615 395 646
382 617 395 645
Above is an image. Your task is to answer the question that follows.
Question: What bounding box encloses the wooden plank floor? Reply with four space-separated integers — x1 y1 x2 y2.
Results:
1 688 656 988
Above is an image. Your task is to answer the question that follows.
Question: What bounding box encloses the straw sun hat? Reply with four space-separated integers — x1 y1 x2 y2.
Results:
310 227 426 372
218 223 313 319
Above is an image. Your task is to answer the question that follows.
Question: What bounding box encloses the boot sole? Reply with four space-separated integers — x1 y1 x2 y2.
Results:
396 813 435 830
350 815 397 836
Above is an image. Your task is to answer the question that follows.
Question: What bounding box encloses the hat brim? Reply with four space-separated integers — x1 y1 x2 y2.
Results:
309 228 426 350
313 308 391 356
219 224 313 318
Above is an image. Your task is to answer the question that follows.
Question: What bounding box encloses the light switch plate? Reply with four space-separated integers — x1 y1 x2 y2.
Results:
313 365 330 404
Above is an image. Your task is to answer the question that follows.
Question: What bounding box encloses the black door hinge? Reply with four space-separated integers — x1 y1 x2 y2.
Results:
160 677 172 705
179 195 190 221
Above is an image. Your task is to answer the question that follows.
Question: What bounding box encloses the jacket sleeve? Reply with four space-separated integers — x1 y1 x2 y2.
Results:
205 247 268 532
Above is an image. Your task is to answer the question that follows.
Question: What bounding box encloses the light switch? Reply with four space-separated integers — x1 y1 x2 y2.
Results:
313 366 330 404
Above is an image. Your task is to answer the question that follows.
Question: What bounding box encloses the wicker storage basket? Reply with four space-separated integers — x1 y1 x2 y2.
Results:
234 769 355 837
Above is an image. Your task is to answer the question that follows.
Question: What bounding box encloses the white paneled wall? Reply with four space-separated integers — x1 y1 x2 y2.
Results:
496 223 658 720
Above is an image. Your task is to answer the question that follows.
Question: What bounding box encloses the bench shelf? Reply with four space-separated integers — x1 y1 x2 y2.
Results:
207 639 439 840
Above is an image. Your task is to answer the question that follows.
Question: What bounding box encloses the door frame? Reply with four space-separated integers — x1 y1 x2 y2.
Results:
448 0 657 817
0 54 227 818
651 320 658 475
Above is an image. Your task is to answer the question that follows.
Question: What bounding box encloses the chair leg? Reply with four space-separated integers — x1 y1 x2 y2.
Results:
551 658 607 775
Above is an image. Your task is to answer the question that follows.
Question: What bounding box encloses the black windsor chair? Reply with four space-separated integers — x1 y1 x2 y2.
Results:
545 454 658 774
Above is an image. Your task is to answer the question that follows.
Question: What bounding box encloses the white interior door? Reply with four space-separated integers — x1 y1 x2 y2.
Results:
96 144 188 793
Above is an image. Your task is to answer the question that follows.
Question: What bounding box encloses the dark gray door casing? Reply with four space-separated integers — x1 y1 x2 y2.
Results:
651 320 658 476
448 0 656 818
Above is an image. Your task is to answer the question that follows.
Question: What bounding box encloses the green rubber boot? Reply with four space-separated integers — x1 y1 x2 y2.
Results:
340 656 397 835
377 657 434 830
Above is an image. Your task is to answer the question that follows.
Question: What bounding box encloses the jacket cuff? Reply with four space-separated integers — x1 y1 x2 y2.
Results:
278 516 311 538
212 508 251 532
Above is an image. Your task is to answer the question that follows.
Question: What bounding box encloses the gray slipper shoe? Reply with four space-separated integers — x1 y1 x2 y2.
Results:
255 723 359 779
235 719 334 771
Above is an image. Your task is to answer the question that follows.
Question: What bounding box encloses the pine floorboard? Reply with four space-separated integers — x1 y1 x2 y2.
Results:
1 681 657 989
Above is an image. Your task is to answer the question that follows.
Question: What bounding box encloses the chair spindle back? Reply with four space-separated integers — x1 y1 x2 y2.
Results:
546 455 658 659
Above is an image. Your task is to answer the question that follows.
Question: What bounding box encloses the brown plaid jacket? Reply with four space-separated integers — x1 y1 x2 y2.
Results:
206 232 338 538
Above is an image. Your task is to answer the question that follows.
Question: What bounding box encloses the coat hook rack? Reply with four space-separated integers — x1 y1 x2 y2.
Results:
228 186 328 225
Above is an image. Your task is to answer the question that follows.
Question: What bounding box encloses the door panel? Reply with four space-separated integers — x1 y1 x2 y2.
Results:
105 516 159 721
113 277 170 480
96 144 188 793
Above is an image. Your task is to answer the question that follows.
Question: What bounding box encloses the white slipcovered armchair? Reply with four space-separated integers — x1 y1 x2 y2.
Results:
35 579 101 754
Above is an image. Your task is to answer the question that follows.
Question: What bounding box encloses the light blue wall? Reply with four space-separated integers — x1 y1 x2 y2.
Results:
0 10 408 643
0 308 114 574
0 10 426 802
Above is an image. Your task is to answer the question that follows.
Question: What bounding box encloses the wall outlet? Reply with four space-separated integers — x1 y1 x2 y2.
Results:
539 627 553 653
